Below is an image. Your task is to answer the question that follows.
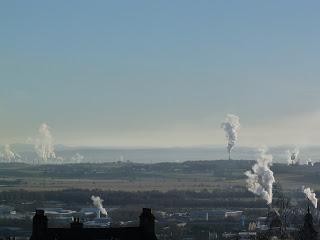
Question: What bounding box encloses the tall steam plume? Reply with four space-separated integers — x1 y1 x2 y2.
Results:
71 153 84 163
3 144 16 162
302 186 318 208
287 148 299 165
91 195 108 216
35 123 56 162
221 114 240 160
245 148 275 205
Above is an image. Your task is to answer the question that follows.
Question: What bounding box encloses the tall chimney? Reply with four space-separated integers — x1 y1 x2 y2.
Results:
30 209 48 240
139 208 156 240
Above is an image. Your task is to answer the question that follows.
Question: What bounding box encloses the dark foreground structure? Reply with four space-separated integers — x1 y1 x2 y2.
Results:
299 206 317 240
30 208 157 240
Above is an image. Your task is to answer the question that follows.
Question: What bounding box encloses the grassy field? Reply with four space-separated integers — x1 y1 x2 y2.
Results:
0 177 246 192
0 160 318 193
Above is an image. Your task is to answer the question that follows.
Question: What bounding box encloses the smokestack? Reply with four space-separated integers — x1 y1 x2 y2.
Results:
91 195 108 217
221 114 240 160
3 144 16 163
244 148 275 205
34 123 56 163
306 159 314 166
71 153 84 163
287 148 299 165
302 186 318 208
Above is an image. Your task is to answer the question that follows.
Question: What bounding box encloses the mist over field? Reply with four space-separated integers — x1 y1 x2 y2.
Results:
4 144 320 164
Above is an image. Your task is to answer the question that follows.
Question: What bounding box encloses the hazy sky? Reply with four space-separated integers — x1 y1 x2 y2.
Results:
1 1 320 147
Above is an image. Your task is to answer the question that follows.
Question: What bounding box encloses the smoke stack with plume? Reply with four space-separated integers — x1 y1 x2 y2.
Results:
3 144 16 162
221 114 240 160
287 148 299 165
34 123 56 163
91 195 107 217
306 159 314 166
71 153 84 163
245 148 275 205
302 186 317 208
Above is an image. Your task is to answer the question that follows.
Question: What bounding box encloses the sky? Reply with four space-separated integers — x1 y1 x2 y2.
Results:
1 1 320 147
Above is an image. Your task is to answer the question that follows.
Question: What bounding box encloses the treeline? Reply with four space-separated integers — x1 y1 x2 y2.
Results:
0 189 267 209
1 161 320 184
0 160 254 180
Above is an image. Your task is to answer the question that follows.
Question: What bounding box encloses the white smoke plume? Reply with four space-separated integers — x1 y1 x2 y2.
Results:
3 144 16 162
34 123 56 162
306 158 314 166
245 148 275 205
221 114 240 160
302 186 317 208
71 153 84 163
91 195 108 216
287 148 299 165
56 156 64 164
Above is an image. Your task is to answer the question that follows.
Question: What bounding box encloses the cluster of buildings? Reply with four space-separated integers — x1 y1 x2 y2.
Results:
152 206 320 240
222 206 319 240
0 205 113 239
155 209 244 240
39 207 112 228
1 203 320 239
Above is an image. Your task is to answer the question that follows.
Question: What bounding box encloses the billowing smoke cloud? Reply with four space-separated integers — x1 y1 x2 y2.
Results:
35 123 56 162
245 148 275 205
3 144 16 162
221 114 240 159
287 148 299 165
91 195 108 216
302 186 317 208
71 153 84 163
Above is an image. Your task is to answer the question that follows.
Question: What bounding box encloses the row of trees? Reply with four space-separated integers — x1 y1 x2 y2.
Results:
1 188 267 209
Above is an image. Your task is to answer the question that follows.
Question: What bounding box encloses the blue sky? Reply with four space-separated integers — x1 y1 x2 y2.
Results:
1 1 320 147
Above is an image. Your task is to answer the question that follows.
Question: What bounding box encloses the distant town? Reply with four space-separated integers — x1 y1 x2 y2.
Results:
0 158 317 239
